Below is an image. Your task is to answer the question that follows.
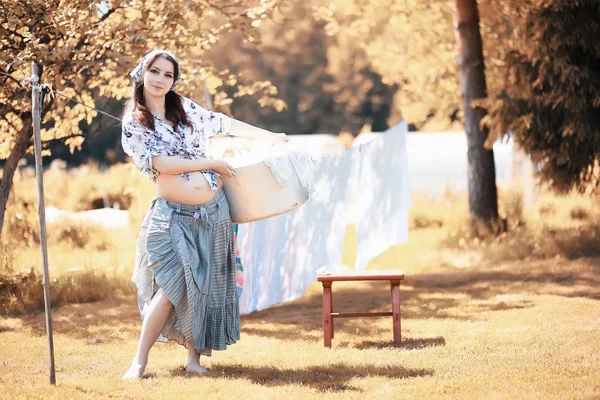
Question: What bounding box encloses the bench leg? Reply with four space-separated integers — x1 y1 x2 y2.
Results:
330 289 334 339
391 280 401 345
322 282 333 348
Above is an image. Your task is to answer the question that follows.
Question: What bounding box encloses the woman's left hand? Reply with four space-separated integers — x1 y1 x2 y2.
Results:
270 132 291 144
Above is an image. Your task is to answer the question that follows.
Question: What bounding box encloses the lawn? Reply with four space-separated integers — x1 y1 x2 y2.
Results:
1 254 599 399
1 165 600 399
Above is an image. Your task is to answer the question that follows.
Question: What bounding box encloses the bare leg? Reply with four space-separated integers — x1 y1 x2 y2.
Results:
186 342 210 374
122 288 173 379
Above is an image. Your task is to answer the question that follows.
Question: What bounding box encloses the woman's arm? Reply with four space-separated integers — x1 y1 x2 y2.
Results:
231 119 290 144
182 98 288 143
152 156 212 175
152 155 236 177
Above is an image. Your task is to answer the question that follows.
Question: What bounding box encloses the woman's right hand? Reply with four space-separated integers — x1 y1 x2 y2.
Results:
209 159 237 178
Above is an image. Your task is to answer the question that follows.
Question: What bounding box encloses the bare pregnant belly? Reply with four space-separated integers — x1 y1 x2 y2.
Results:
155 171 222 205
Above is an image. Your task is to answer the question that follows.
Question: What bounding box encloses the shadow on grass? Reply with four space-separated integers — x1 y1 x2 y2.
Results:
170 362 433 392
408 256 600 302
338 336 446 350
242 326 320 341
241 257 600 339
16 295 141 340
6 257 598 348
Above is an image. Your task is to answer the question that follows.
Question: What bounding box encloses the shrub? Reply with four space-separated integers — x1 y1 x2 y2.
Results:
47 218 110 251
0 267 133 315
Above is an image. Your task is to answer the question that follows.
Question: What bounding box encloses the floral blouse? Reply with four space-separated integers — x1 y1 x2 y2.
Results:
121 97 232 191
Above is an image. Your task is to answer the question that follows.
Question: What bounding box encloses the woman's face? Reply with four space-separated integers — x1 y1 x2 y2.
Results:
143 56 175 98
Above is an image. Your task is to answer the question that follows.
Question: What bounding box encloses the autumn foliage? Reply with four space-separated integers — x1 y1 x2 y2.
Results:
481 0 600 193
0 0 282 235
1 0 600 238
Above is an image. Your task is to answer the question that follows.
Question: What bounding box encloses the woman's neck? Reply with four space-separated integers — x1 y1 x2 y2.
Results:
144 91 166 117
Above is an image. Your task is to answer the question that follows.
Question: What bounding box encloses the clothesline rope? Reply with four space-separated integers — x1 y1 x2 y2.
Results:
51 88 123 122
4 70 214 126
13 73 124 123
8 72 204 124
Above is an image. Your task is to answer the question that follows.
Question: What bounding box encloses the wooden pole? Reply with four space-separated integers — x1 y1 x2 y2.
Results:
203 78 213 111
31 62 56 385
204 87 212 110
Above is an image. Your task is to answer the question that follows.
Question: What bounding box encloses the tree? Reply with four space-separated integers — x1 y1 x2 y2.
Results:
314 0 462 130
208 1 397 136
452 0 499 227
315 0 529 131
322 0 500 226
481 0 600 193
0 0 281 238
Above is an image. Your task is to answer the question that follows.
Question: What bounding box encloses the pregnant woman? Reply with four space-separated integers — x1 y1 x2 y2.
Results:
121 50 288 379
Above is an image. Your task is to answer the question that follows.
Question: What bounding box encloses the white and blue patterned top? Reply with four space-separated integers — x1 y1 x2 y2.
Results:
121 97 232 191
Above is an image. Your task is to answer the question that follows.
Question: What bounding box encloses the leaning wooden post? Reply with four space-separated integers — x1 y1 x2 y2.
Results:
30 61 56 385
204 86 212 110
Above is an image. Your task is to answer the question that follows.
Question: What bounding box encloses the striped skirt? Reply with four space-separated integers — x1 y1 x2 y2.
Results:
131 188 240 355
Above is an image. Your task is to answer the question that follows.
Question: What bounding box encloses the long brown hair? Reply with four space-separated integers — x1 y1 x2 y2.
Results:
122 53 192 131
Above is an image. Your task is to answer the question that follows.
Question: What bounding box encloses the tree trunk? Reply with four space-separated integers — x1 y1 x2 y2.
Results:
452 0 499 227
0 117 32 238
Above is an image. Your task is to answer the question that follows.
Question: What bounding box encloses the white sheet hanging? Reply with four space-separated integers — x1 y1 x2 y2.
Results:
354 121 411 271
237 121 411 312
238 148 356 314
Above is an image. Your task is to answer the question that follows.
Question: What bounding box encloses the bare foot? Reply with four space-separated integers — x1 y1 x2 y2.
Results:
186 363 210 375
122 362 146 380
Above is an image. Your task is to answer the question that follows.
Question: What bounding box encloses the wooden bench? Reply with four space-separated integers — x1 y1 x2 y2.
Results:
317 270 405 348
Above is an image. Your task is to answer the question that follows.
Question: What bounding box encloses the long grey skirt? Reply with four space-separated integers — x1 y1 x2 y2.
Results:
131 188 240 355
